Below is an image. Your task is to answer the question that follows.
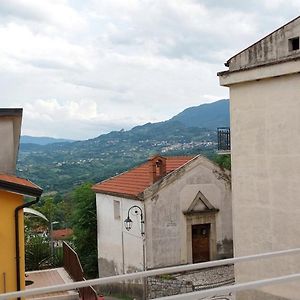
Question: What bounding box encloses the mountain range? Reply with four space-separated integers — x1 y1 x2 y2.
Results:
18 99 229 194
171 99 229 129
21 136 74 145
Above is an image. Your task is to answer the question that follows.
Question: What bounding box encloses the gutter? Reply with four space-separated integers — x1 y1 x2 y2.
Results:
14 196 40 300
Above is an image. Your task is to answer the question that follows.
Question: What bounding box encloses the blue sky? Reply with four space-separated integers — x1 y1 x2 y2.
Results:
0 0 298 139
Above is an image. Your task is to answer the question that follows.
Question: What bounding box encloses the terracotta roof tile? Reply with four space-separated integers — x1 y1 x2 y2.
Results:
51 228 73 240
92 156 194 199
0 173 43 197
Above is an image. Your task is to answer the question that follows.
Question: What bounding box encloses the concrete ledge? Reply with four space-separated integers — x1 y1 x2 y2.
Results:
219 59 300 86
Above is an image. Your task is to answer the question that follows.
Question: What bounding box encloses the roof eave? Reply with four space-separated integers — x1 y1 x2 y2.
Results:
218 55 300 77
0 108 23 117
0 180 43 198
93 189 143 201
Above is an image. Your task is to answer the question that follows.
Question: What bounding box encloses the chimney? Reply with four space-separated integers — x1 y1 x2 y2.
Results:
148 155 167 184
0 109 23 174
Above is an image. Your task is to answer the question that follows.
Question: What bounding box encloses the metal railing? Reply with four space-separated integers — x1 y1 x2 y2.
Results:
1 248 300 299
63 242 98 300
217 127 231 151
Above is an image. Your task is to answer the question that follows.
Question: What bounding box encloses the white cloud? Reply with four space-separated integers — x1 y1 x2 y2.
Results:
0 0 86 30
0 0 298 139
22 99 156 139
0 23 93 72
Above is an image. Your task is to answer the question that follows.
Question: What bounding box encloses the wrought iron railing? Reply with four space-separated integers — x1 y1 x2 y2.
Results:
217 127 231 151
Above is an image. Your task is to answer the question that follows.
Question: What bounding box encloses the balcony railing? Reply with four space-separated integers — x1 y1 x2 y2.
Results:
217 127 231 152
2 248 300 300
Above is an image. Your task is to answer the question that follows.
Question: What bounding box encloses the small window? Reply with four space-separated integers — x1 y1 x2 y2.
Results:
113 200 120 220
288 37 299 51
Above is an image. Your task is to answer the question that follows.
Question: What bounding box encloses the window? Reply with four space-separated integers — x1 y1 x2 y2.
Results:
113 200 120 220
288 37 299 51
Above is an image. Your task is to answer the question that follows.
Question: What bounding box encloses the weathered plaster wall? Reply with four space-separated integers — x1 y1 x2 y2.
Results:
228 72 300 297
144 156 232 269
96 194 144 277
228 17 300 71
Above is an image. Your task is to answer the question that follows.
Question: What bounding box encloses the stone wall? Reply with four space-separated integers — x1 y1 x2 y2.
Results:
147 265 234 299
96 282 144 300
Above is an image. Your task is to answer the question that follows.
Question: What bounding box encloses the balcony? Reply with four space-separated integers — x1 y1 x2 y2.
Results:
217 127 231 154
25 242 99 300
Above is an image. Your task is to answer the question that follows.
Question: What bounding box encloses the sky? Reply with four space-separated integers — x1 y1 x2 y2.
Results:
0 0 299 140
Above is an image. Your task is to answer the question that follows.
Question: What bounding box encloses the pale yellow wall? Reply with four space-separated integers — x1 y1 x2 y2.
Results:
228 72 300 298
0 190 25 294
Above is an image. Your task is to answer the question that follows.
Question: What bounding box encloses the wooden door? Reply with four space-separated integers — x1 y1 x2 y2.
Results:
192 224 210 263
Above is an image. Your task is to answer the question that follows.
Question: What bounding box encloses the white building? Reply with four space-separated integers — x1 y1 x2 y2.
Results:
218 16 300 300
92 155 232 296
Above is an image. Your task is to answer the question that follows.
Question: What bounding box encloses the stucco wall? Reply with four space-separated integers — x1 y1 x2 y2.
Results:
144 156 232 269
228 72 300 295
0 190 25 294
96 193 144 277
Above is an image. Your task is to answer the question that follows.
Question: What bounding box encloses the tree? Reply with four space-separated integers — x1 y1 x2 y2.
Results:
213 154 231 170
24 219 64 271
71 183 98 278
25 235 51 271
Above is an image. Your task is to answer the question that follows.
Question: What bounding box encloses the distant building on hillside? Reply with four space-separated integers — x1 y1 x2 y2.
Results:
51 228 73 247
218 16 300 300
92 154 232 297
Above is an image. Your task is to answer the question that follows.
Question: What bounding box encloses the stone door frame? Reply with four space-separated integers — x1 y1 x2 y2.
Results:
185 212 217 263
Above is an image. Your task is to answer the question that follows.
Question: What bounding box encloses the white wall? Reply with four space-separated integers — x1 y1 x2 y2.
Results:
224 70 300 298
220 63 300 300
96 193 144 277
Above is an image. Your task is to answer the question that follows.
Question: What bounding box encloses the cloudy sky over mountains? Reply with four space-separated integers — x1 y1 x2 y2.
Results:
0 0 298 139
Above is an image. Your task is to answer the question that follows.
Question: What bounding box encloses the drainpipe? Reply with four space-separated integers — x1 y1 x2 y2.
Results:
14 197 40 299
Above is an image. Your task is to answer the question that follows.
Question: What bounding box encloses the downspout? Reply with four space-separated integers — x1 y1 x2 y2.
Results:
14 196 40 299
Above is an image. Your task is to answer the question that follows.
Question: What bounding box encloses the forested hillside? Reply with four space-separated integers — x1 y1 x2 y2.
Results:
18 99 229 194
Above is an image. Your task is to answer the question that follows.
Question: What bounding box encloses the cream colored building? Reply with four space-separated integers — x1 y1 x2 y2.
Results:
218 16 300 299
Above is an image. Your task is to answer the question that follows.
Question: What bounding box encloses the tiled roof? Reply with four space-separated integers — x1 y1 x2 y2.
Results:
92 156 194 199
51 228 73 240
0 173 43 197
